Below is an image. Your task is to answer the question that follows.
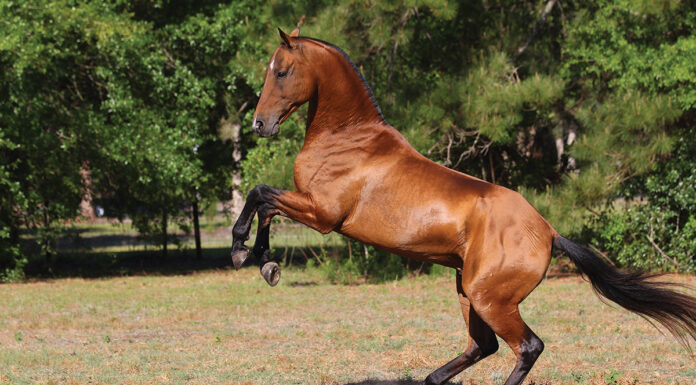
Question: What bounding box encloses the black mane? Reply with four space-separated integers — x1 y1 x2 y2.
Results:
299 37 387 123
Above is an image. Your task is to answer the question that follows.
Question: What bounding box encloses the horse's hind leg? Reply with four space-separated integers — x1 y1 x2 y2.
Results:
425 271 499 385
471 298 544 385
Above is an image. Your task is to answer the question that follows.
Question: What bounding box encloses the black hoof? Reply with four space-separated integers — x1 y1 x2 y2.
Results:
260 262 281 286
424 374 441 385
231 247 249 270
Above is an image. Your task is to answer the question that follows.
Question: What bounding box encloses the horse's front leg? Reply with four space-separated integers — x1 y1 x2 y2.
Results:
231 184 329 282
253 203 282 286
231 188 261 270
231 199 280 286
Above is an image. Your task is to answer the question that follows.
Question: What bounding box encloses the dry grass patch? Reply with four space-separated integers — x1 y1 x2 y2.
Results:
1 269 695 384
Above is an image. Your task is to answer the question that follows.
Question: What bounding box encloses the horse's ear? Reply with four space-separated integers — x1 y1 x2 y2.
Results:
278 28 295 49
290 28 300 37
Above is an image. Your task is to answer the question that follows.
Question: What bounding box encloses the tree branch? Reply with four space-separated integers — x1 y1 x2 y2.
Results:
647 226 682 270
512 0 558 63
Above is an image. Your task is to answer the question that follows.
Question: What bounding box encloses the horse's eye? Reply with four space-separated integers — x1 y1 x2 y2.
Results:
277 71 287 78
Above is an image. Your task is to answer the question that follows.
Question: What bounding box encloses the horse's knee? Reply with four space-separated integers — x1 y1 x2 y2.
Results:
247 184 264 199
244 184 271 206
249 184 283 202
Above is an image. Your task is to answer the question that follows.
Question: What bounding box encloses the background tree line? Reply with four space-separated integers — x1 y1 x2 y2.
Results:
2 0 695 281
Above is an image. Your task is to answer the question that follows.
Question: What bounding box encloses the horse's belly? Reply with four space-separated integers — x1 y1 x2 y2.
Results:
338 222 462 268
339 198 464 261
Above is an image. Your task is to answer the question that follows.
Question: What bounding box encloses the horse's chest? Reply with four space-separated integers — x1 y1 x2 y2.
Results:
293 149 353 194
293 151 325 192
292 161 313 192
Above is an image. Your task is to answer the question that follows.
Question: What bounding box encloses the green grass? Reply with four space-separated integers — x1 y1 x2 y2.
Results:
1 269 695 384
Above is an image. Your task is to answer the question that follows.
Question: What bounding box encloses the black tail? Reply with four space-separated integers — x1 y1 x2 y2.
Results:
553 235 696 350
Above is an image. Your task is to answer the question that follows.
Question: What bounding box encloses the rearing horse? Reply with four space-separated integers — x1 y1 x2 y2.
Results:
231 28 696 385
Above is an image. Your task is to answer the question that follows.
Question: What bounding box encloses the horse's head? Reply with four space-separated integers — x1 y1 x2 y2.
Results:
252 28 314 137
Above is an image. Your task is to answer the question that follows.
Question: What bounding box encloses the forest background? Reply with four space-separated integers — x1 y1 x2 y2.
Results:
2 0 696 281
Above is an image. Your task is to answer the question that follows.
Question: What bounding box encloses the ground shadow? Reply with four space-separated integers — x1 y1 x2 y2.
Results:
22 246 316 280
287 280 319 287
342 381 421 385
342 380 549 385
342 380 457 385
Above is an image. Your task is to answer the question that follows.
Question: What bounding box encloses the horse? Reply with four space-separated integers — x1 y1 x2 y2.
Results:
230 28 696 385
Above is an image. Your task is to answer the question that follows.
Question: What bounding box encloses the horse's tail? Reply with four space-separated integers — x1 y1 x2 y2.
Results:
553 235 696 350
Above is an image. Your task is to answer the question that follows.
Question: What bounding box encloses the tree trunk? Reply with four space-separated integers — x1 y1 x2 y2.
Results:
79 164 95 220
192 199 202 259
513 0 558 63
217 116 244 233
218 104 248 239
162 210 168 259
231 122 244 219
43 201 52 264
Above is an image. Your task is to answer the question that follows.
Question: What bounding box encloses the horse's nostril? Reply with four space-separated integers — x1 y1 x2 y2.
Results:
254 119 264 131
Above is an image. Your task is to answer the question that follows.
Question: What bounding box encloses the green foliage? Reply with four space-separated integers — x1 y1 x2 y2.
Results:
463 54 564 145
536 92 683 235
240 111 305 195
573 92 679 176
1 257 27 283
525 0 696 237
0 132 25 280
582 129 696 272
563 0 696 109
0 0 265 273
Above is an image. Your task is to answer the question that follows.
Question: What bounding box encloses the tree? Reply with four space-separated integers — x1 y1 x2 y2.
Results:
0 0 266 272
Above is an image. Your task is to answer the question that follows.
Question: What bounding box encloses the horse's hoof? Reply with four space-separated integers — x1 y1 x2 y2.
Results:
260 262 281 286
231 248 249 270
424 374 441 385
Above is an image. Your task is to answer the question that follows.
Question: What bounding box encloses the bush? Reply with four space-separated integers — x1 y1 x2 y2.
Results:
584 206 696 273
582 130 696 273
0 221 26 282
1 256 27 283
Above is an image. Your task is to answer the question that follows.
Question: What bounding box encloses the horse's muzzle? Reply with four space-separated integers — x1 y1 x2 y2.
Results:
253 117 280 137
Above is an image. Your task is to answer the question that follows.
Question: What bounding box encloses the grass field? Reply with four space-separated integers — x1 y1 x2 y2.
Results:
2 268 695 384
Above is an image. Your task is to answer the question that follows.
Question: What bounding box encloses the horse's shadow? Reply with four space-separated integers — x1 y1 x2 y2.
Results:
342 380 456 385
342 381 546 385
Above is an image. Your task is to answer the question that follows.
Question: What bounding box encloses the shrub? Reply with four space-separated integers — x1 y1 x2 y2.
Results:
582 130 696 272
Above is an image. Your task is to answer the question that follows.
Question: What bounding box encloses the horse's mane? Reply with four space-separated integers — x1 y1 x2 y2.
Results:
299 37 387 124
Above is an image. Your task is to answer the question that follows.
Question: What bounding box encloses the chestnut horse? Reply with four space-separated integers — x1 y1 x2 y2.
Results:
231 28 696 385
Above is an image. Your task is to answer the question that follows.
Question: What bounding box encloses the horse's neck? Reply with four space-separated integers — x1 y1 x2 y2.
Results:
304 54 384 142
299 60 415 165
